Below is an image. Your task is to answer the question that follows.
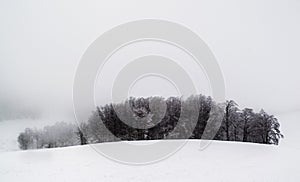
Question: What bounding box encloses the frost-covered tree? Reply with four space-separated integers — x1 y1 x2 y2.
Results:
18 122 79 149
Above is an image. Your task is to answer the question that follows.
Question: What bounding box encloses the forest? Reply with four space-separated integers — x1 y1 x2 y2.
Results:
18 95 283 150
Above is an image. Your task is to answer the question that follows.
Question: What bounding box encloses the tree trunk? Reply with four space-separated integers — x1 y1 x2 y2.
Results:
225 104 230 141
242 120 248 142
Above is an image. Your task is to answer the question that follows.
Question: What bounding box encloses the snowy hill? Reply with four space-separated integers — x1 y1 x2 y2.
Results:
0 140 299 181
0 112 299 181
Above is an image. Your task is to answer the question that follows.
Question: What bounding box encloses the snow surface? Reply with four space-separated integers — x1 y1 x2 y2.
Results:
0 112 299 181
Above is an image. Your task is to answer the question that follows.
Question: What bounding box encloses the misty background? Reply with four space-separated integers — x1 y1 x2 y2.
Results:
0 0 299 150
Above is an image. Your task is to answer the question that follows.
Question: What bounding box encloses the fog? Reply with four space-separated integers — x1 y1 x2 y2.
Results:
0 0 300 123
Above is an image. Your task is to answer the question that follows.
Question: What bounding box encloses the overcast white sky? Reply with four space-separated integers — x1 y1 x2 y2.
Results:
0 0 300 121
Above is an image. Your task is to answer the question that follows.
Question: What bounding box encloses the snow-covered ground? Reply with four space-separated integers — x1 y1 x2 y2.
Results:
0 111 299 181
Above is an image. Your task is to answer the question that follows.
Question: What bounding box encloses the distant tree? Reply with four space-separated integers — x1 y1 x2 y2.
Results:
76 124 88 145
240 108 254 142
18 122 79 150
17 128 40 149
231 112 243 141
192 95 212 139
255 110 283 145
224 100 238 141
86 107 117 143
18 128 32 150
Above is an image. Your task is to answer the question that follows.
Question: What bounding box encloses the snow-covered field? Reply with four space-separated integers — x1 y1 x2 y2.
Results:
0 112 299 181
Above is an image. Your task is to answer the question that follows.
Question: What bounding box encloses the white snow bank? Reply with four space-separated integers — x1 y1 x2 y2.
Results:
0 139 299 182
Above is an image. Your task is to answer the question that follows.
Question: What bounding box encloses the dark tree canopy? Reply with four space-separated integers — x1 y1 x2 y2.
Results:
18 95 283 150
83 95 283 145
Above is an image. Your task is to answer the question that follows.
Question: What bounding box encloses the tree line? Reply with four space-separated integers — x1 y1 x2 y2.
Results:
18 95 283 150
